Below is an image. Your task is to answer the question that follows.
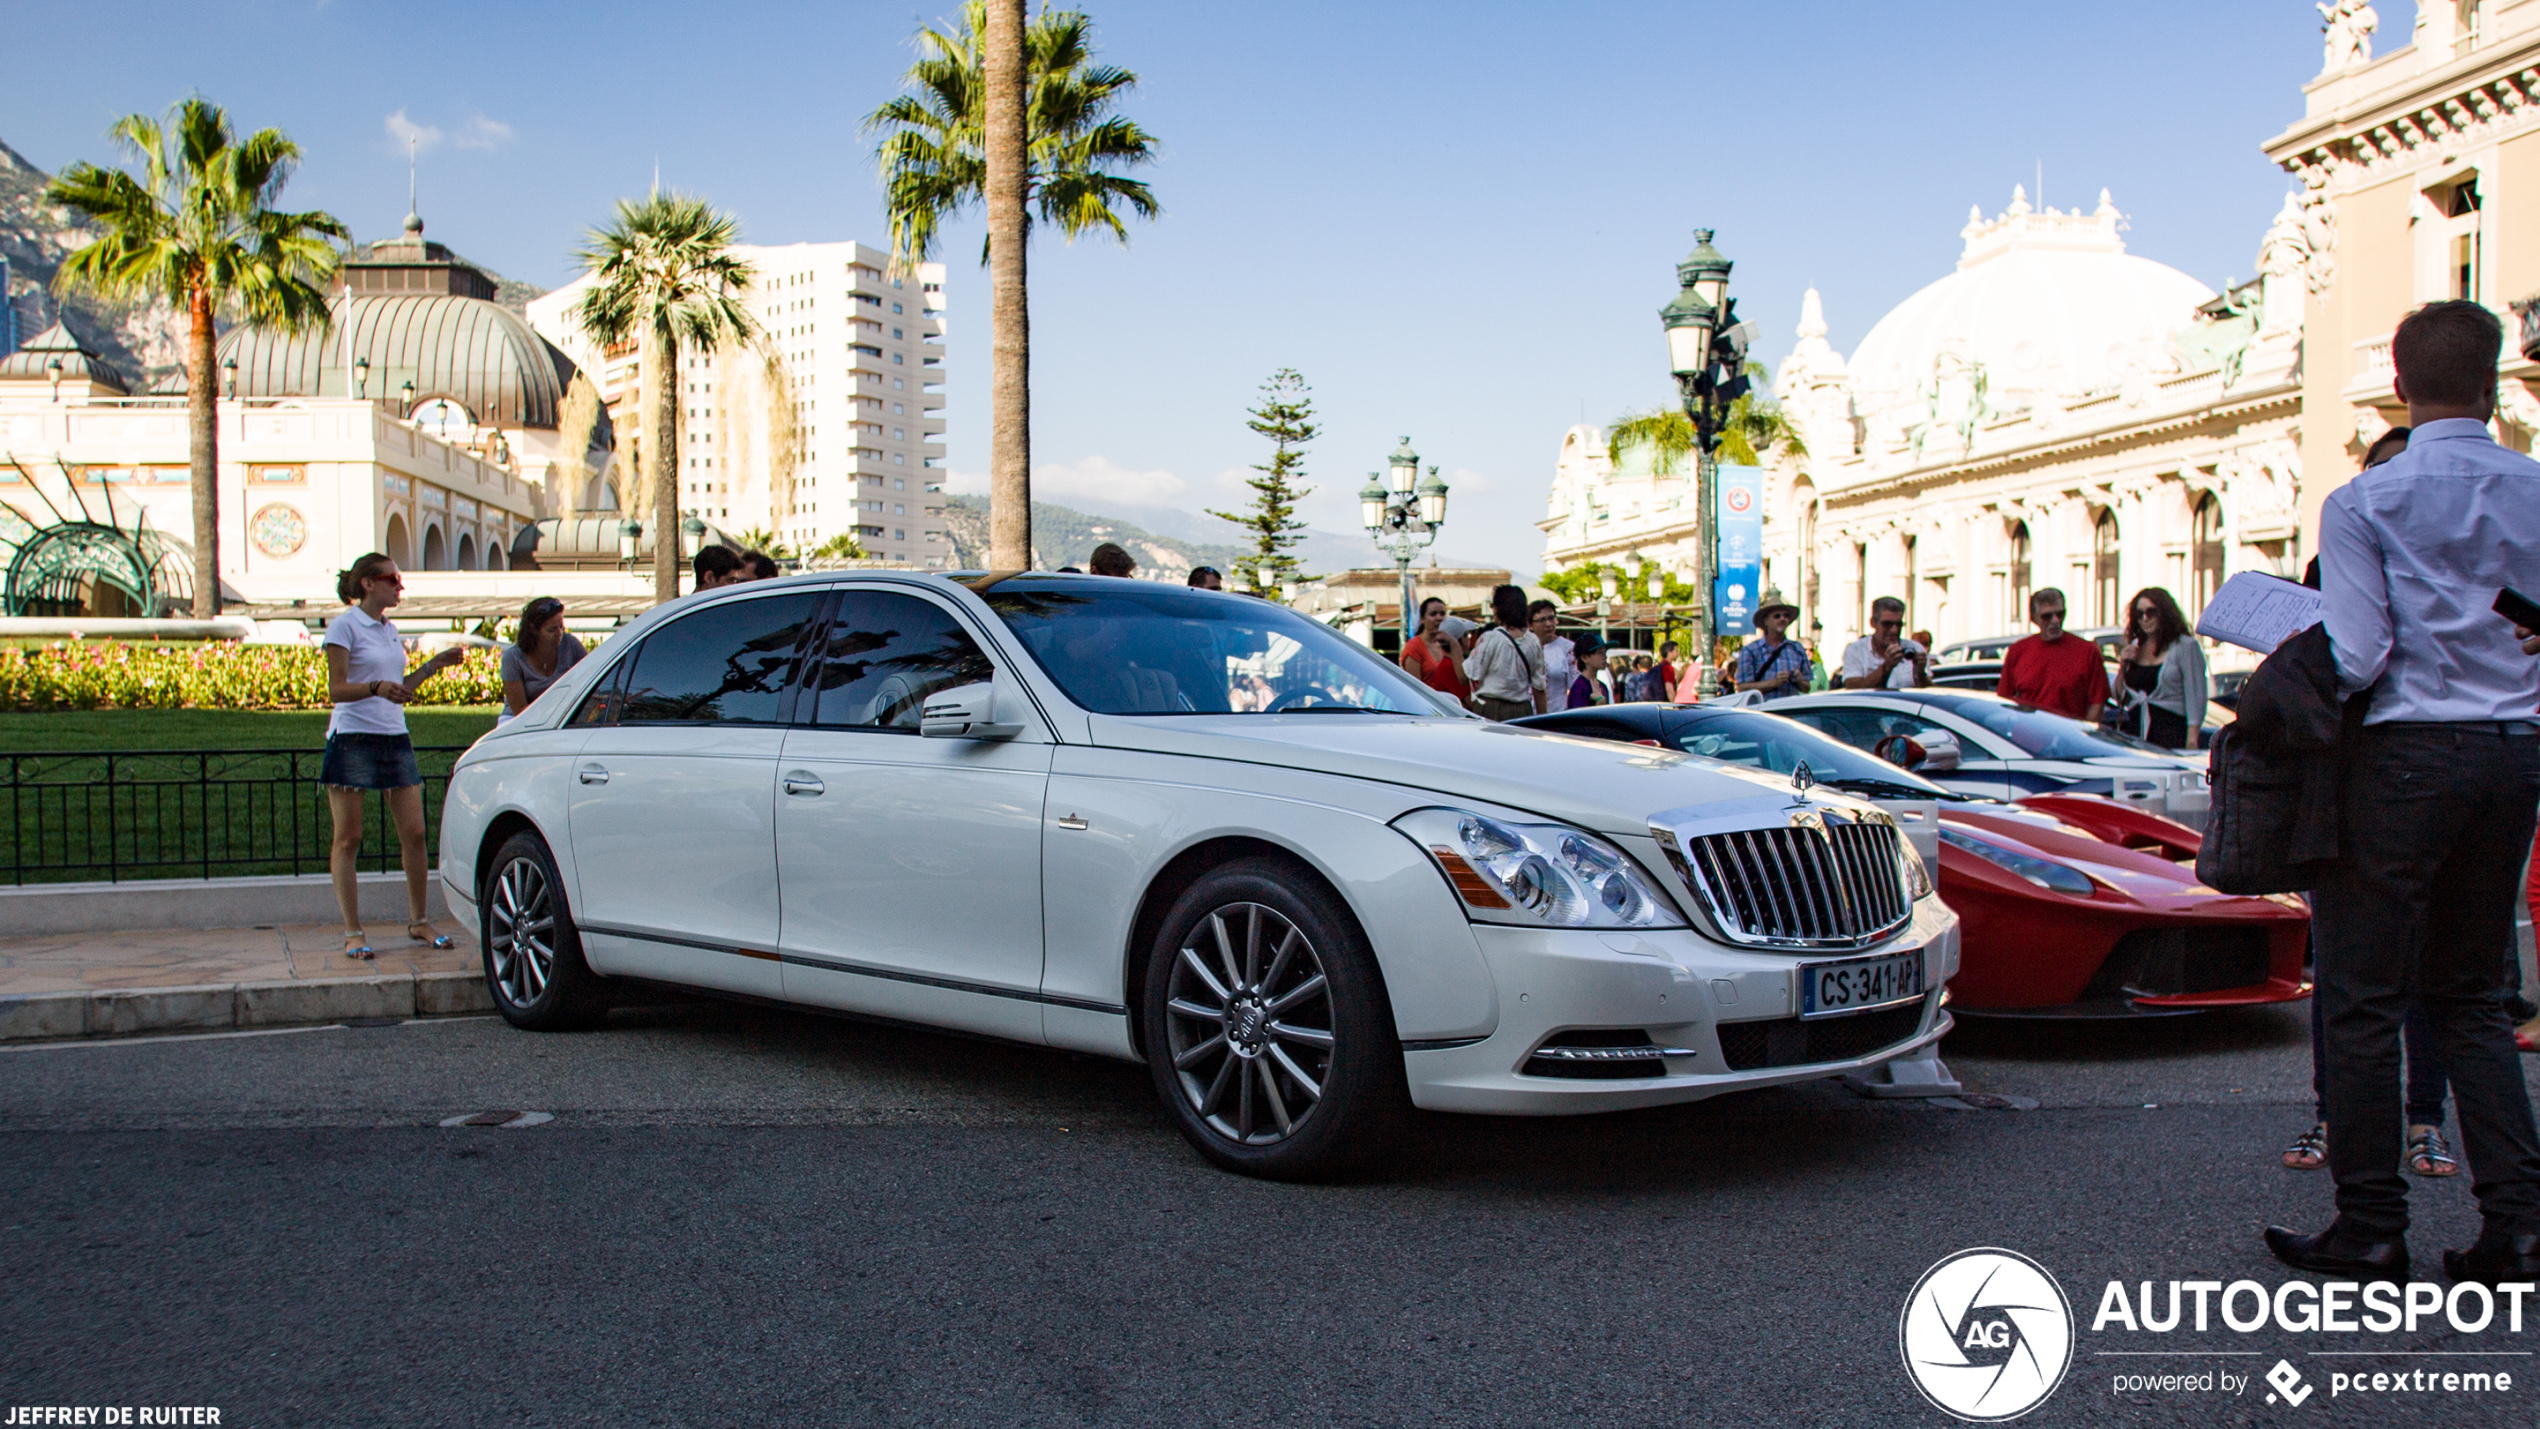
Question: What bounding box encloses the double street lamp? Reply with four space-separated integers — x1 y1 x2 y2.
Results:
1658 228 1755 679
1359 436 1449 645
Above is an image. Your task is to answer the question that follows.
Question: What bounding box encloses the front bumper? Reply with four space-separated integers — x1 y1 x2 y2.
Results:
1402 896 1960 1115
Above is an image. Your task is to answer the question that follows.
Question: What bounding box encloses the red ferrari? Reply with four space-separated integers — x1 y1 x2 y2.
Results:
1513 703 2310 1016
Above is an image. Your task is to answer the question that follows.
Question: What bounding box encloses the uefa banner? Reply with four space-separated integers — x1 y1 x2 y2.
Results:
1712 463 1765 637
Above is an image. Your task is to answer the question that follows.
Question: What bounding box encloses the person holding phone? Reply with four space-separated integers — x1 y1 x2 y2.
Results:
323 553 466 960
2266 300 2540 1288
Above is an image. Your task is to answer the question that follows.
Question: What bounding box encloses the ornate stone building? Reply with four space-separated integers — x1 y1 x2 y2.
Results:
1752 188 2306 658
2262 0 2540 539
1548 5 2540 664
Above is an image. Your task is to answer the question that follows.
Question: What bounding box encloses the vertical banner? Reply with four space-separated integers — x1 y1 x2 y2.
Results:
1713 463 1764 637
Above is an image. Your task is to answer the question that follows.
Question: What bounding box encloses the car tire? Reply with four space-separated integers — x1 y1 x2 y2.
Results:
480 830 614 1031
1143 856 1408 1179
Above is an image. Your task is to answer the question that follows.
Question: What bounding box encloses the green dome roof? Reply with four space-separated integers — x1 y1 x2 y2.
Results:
216 292 576 430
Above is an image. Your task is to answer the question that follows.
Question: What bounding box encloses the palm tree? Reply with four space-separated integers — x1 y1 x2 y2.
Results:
1606 373 1808 474
44 99 347 619
866 0 1160 570
570 191 757 602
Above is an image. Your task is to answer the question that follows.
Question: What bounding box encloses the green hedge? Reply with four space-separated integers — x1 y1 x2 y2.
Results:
0 641 508 711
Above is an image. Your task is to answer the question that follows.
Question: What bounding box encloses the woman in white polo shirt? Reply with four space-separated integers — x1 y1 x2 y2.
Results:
323 552 465 959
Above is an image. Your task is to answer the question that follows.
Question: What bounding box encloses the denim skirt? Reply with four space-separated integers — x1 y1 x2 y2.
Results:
320 732 421 791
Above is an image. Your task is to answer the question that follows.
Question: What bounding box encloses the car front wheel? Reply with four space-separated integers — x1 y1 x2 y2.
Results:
481 830 614 1030
1143 858 1407 1179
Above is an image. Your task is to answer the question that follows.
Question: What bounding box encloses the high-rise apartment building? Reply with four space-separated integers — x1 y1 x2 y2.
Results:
528 241 948 566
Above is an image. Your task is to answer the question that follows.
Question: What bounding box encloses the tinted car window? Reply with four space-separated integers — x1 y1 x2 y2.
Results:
807 591 997 731
1780 704 1949 752
1669 709 1956 796
983 577 1443 716
569 655 626 726
618 592 820 725
1917 693 2166 760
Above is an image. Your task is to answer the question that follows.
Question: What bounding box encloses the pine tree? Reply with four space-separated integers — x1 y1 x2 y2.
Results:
1209 368 1319 595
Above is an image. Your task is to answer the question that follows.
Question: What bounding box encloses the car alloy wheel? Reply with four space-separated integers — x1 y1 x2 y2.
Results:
1163 901 1335 1146
479 830 613 1030
1143 857 1407 1179
487 854 556 1008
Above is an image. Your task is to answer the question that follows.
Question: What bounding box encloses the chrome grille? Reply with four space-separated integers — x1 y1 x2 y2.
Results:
1664 817 1910 949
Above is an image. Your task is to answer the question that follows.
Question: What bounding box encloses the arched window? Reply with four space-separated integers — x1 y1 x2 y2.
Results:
1902 535 1918 630
2191 495 2225 616
2008 522 2033 627
2092 509 2122 626
383 514 411 569
422 523 448 572
455 533 477 571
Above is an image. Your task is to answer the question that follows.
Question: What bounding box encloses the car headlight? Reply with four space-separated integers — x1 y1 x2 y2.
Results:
1898 838 1935 900
1938 826 2097 897
1395 808 1685 929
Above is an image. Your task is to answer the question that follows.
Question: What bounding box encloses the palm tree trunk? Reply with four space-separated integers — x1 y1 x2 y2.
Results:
185 281 219 619
649 327 680 602
983 0 1032 570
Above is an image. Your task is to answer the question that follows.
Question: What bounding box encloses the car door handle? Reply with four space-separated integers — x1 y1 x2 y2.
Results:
577 764 609 785
783 773 825 797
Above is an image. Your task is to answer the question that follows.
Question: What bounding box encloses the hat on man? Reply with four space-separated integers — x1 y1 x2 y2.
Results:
1754 598 1800 625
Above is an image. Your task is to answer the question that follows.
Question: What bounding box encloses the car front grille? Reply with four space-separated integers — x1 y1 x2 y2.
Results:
1716 1002 1929 1071
2085 926 2273 999
1665 818 1912 950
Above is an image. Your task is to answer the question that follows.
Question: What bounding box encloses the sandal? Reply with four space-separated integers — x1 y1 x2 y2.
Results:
2408 1125 2460 1178
407 919 455 951
341 929 376 961
2282 1122 2327 1170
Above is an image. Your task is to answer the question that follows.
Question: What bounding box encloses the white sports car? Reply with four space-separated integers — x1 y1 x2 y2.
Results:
439 572 1957 1177
1768 690 2211 829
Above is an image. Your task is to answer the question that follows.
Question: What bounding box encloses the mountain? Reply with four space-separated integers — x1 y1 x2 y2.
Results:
941 494 1500 579
1 135 544 391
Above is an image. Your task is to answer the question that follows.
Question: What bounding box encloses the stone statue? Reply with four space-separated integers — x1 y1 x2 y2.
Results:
2318 0 2376 73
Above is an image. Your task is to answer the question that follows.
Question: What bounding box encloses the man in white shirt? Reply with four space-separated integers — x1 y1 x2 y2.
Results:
1530 600 1576 713
2265 299 2540 1289
1841 597 1930 689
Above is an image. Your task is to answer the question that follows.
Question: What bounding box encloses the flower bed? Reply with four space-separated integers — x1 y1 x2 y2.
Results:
0 641 508 711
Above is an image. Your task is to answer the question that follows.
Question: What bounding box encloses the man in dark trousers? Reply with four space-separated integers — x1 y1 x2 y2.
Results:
2265 300 2540 1286
1995 587 2106 721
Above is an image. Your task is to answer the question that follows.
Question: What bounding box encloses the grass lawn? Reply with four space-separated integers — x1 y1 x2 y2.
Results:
0 707 502 752
0 709 503 882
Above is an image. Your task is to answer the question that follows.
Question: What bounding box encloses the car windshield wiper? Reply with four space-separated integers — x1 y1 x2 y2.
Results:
1268 704 1418 715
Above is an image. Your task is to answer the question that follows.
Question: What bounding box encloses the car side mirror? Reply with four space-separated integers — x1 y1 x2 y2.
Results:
920 676 1023 740
1917 730 1963 772
1872 734 1927 769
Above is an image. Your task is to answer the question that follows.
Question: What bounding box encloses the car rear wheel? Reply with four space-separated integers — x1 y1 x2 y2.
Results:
1143 858 1406 1179
481 830 614 1030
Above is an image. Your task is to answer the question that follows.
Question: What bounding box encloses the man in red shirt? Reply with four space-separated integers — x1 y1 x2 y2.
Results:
1996 587 2107 721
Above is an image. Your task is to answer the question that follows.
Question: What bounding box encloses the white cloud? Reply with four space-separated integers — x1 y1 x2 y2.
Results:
944 468 988 495
384 109 442 156
1445 464 1499 494
1031 455 1188 505
456 114 515 151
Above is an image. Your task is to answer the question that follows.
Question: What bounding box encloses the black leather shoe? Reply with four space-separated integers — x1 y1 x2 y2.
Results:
2444 1234 2540 1286
2265 1224 2410 1282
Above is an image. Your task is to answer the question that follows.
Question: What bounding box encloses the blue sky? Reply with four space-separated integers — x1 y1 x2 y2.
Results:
5 1 2325 572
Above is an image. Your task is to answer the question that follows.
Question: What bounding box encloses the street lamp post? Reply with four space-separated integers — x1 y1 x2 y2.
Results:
1360 435 1449 646
1658 228 1755 690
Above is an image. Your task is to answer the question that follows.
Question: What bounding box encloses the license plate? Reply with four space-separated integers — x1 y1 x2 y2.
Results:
1800 950 1925 1020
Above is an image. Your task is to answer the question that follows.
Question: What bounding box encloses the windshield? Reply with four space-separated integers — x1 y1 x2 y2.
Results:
1671 708 1962 798
1913 691 2169 760
980 576 1452 717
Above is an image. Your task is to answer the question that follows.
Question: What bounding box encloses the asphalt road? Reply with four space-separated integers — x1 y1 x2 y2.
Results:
5 1000 2539 1428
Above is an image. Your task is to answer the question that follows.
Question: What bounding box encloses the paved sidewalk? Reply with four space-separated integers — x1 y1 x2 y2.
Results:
0 918 491 1041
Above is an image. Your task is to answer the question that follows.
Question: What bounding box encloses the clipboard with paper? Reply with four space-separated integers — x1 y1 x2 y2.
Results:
2194 570 2325 653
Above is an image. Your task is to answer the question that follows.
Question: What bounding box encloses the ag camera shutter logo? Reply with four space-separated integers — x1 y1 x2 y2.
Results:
1900 1247 2074 1421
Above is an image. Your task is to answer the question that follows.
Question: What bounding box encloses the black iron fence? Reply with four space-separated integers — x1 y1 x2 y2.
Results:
0 747 468 885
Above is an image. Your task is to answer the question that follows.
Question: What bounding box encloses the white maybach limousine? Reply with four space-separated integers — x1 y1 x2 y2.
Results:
440 571 1959 1177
